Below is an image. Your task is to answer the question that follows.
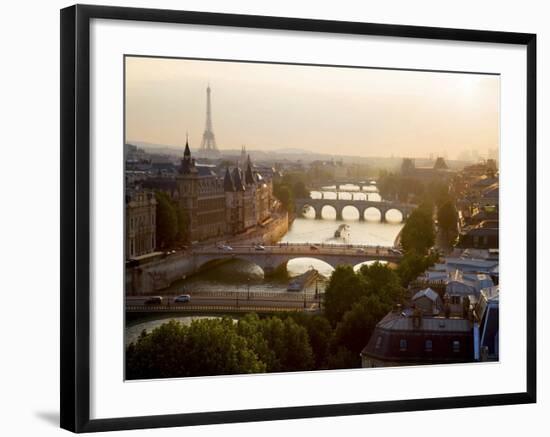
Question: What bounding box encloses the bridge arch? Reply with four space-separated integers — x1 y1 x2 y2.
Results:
299 203 317 219
320 205 337 220
341 205 361 220
195 256 268 275
384 208 404 223
287 257 335 278
363 206 383 222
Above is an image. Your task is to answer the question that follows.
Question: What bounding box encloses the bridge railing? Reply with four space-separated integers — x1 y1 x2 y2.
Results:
126 304 319 313
194 242 396 250
144 290 322 299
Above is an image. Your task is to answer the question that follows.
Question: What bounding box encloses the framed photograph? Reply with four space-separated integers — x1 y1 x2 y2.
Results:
60 4 536 433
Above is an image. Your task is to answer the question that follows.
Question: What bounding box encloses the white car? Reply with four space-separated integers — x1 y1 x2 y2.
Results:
174 294 191 303
255 245 266 251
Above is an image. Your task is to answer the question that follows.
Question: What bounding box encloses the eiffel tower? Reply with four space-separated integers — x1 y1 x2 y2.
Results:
198 84 221 159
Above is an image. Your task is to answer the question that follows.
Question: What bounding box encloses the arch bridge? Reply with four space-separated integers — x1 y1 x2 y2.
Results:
192 243 403 275
310 180 378 192
295 198 416 222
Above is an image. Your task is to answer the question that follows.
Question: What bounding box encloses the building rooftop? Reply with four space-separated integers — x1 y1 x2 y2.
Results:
377 312 472 333
412 288 439 303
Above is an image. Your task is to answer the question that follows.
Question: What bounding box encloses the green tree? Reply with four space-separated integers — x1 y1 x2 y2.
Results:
326 346 358 370
323 265 367 325
377 172 425 203
437 201 458 238
396 251 439 287
258 316 315 372
273 183 294 213
359 261 406 305
174 205 189 244
155 191 177 248
285 313 333 368
323 263 405 369
237 314 315 372
400 208 435 254
330 295 390 365
292 180 309 199
126 319 265 379
377 172 399 201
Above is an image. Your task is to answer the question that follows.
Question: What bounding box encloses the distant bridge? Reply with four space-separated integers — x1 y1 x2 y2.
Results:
192 243 403 275
295 198 416 222
310 180 378 192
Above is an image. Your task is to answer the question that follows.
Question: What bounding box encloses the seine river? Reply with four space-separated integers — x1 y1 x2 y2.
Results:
163 184 403 295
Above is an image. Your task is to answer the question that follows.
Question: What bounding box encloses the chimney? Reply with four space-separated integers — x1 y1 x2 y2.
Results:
412 308 422 329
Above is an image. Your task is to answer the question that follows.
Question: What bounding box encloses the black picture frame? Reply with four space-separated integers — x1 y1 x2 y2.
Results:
60 4 537 433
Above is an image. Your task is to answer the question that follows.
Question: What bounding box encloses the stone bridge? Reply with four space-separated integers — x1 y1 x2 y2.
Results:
310 180 378 192
295 198 416 222
193 243 403 275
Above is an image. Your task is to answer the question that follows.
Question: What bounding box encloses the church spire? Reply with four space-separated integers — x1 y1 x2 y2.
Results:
184 132 191 157
180 133 194 174
238 145 246 171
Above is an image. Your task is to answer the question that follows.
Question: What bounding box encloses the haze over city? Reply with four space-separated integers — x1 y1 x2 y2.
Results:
125 56 499 159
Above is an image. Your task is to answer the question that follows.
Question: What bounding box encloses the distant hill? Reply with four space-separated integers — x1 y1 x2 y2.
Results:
272 147 313 155
126 140 472 170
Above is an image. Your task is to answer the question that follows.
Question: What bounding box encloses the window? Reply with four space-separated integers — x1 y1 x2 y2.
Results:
375 336 382 350
425 339 433 352
452 340 460 352
451 295 461 305
399 339 407 351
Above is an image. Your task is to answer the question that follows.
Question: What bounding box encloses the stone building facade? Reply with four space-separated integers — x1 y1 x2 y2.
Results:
126 190 157 258
400 157 455 181
177 140 273 242
177 140 226 242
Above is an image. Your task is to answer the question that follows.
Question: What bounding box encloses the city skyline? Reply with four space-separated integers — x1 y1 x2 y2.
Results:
125 56 499 159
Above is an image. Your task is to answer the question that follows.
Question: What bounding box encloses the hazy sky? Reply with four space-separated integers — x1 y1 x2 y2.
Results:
125 56 499 158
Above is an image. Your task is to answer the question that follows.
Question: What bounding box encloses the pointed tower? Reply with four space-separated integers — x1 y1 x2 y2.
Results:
240 145 247 170
199 84 221 159
245 154 256 185
180 133 196 174
232 167 245 192
433 157 449 170
224 167 235 192
177 133 199 242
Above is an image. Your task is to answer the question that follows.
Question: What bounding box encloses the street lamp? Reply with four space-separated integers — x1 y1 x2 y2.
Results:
247 277 251 301
315 278 319 300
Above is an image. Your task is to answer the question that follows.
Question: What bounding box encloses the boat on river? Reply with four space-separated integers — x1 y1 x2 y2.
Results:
334 224 350 240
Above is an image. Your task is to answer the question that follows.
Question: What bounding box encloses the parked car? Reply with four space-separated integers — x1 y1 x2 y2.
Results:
255 245 266 251
174 294 191 303
223 245 233 251
310 245 319 251
356 248 366 254
144 296 163 305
